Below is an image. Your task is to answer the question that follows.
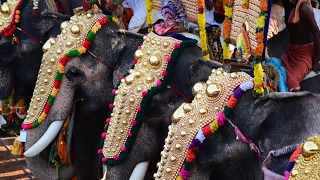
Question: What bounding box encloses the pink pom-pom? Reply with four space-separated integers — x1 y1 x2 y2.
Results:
174 43 181 49
120 76 124 80
114 155 119 161
156 80 162 86
106 118 111 124
112 89 116 94
162 70 168 76
97 149 103 154
136 106 142 111
217 112 227 126
138 46 142 49
133 59 137 64
165 57 171 62
121 146 126 152
284 171 290 180
132 120 137 126
109 103 115 109
128 132 133 137
101 132 107 138
179 167 190 179
21 124 27 129
142 91 147 97
102 157 107 162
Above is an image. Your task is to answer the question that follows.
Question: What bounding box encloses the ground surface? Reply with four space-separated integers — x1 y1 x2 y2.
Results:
0 136 34 180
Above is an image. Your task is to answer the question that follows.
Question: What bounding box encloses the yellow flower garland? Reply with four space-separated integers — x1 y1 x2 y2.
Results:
253 0 268 97
146 0 153 32
198 0 210 60
222 0 234 59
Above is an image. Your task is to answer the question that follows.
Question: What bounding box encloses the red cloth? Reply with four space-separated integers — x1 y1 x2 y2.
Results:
288 0 312 23
281 43 314 89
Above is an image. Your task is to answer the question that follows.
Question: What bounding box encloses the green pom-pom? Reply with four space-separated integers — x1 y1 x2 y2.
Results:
55 71 63 81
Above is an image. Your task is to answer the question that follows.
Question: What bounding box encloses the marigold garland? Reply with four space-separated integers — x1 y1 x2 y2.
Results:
242 0 249 9
21 16 117 130
222 0 235 59
176 81 255 180
146 0 153 32
253 0 268 97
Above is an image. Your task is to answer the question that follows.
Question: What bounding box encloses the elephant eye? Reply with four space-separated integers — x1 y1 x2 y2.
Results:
0 42 13 55
0 42 14 63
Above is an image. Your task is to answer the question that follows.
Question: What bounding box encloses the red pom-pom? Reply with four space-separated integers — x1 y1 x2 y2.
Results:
59 56 71 66
82 39 91 49
7 114 13 120
11 108 16 114
99 18 109 25
54 81 61 89
4 32 9 37
44 103 51 114
19 108 25 114
202 125 212 137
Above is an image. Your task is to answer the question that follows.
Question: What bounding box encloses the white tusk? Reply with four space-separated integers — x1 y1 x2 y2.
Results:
129 161 150 180
24 121 64 157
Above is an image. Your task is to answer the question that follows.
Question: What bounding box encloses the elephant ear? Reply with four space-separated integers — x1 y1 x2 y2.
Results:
189 58 224 84
33 12 71 38
248 91 320 139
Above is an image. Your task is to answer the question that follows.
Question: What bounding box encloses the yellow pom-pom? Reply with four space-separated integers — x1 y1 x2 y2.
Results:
57 63 65 73
52 87 59 97
210 120 219 133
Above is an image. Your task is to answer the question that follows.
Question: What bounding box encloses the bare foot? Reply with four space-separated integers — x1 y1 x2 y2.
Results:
290 87 300 92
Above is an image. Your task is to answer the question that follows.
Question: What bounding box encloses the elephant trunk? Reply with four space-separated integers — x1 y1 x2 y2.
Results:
0 66 14 100
24 76 76 179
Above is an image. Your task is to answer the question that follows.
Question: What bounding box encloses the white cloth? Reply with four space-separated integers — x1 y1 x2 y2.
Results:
122 0 147 33
313 8 320 29
0 116 6 129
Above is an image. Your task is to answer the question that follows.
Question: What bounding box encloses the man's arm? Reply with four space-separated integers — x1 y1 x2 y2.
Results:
300 2 320 71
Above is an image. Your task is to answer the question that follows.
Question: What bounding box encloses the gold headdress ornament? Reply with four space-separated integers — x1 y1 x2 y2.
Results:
0 0 26 37
99 32 185 165
154 69 251 179
287 134 320 179
22 5 116 129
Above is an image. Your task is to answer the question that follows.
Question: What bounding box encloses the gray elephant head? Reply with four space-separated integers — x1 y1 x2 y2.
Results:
21 10 145 179
98 35 225 179
0 0 72 104
168 91 320 180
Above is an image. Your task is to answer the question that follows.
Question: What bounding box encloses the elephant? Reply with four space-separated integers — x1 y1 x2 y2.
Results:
0 0 85 135
20 7 228 179
174 91 320 180
0 0 73 103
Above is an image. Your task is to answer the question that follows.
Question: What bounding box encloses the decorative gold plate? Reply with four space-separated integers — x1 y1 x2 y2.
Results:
154 69 252 179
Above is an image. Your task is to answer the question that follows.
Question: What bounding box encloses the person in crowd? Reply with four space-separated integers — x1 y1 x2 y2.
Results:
281 0 320 91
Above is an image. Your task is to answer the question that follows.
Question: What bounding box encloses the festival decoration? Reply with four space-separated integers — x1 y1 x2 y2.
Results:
154 68 252 179
98 32 197 166
253 0 268 97
284 134 320 179
222 0 234 59
197 0 210 60
0 0 27 38
146 0 153 32
22 6 119 130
